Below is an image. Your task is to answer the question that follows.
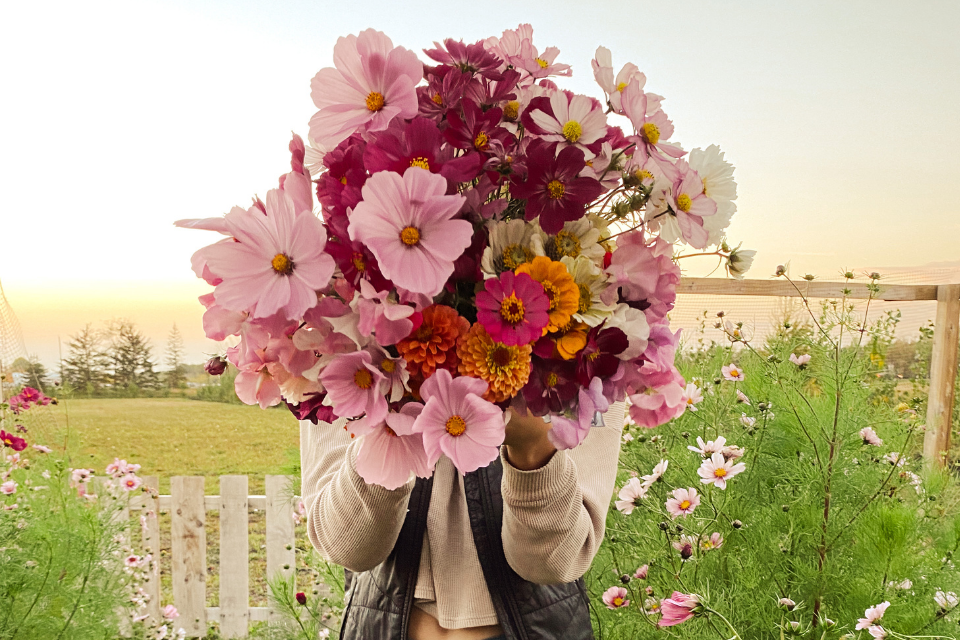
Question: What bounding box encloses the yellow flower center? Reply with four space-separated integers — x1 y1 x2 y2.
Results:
445 415 467 437
676 193 692 213
380 359 396 373
679 500 691 510
400 226 421 246
542 282 561 312
729 367 739 377
687 397 696 406
577 284 592 314
546 179 565 199
365 91 385 112
384 426 398 437
351 252 366 273
546 372 559 387
616 82 628 93
431 93 443 106
640 122 660 145
504 100 520 120
536 58 549 69
634 169 653 182
562 120 583 143
502 244 532 270
500 294 526 324
587 350 601 362
474 131 489 150
613 597 624 607
553 230 582 259
409 157 430 170
354 369 373 390
714 467 728 478
339 176 348 185
271 253 294 275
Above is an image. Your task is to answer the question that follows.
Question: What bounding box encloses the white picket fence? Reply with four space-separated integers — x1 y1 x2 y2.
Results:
124 475 298 638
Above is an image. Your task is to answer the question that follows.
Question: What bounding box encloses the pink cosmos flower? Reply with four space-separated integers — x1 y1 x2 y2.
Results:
413 369 506 474
860 427 883 446
789 353 812 366
32 444 51 454
309 29 422 150
698 452 746 490
857 602 890 630
528 91 608 158
354 280 417 347
740 414 756 428
591 46 645 114
603 233 680 325
665 487 700 518
0 430 27 452
121 475 143 491
234 355 285 410
0 481 16 495
621 79 685 182
658 592 700 627
722 445 745 461
736 389 750 405
71 469 93 484
654 160 716 249
348 168 471 297
721 363 745 382
602 586 630 610
484 24 571 82
548 377 609 451
641 459 669 489
615 477 647 514
688 436 726 457
354 404 433 490
682 383 703 411
162 605 179 620
319 351 388 426
634 564 649 580
868 626 888 639
627 377 687 429
124 555 141 568
700 532 724 551
476 271 549 346
673 535 697 560
201 189 335 321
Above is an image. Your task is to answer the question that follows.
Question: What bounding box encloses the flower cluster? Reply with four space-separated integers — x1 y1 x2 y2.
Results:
179 25 742 487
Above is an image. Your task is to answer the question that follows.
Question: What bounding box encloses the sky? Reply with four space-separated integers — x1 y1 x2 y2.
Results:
1 0 959 367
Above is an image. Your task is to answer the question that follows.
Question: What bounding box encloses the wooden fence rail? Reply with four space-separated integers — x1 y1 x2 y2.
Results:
679 277 960 469
127 474 297 638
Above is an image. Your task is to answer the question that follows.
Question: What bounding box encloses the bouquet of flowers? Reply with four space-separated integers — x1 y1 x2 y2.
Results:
178 25 746 488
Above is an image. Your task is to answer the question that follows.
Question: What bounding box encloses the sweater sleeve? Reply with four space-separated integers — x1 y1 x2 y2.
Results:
300 417 415 572
500 402 625 585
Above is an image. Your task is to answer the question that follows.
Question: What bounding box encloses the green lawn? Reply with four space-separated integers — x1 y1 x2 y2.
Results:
44 397 301 494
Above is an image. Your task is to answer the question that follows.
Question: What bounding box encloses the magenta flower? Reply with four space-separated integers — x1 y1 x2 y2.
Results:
697 452 746 490
364 117 481 183
0 431 27 452
201 189 335 321
309 29 422 150
319 351 388 426
315 134 367 238
658 592 700 627
348 168 472 297
521 356 578 416
424 38 504 79
602 586 630 610
575 324 628 387
476 271 549 346
354 404 433 490
510 140 603 234
665 487 700 518
443 99 514 161
412 369 505 474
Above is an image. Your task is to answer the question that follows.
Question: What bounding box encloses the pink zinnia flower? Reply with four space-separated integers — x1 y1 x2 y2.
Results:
121 475 143 491
698 452 746 490
857 602 890 630
602 586 630 610
348 169 471 297
476 271 549 346
665 487 700 518
0 481 16 495
615 477 647 515
309 29 422 150
634 564 649 580
789 353 811 366
412 369 505 474
201 189 335 320
162 605 179 620
721 363 745 381
860 427 883 446
658 592 700 627
353 404 433 490
319 351 388 426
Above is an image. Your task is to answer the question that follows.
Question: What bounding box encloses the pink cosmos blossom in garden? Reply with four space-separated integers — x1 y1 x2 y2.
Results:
698 452 746 490
665 487 700 518
602 586 630 610
700 532 724 551
0 481 16 495
528 91 608 157
621 79 685 181
413 369 506 473
354 280 417 347
658 592 700 627
71 469 93 484
615 477 647 514
688 436 726 457
201 189 335 321
348 169 471 297
722 445 745 461
121 475 143 491
319 350 388 427
860 427 883 446
603 233 680 324
740 414 756 428
591 46 645 114
353 404 433 490
642 459 669 489
32 444 51 453
721 363 745 381
309 29 422 150
857 602 890 630
162 605 179 620
634 564 649 580
736 389 750 405
789 352 812 366
124 555 141 568
868 626 888 639
476 271 549 346
0 430 27 452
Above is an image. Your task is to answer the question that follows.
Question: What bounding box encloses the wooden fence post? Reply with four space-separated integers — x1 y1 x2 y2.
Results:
219 475 250 638
265 475 295 621
924 284 960 469
171 476 207 637
141 476 161 623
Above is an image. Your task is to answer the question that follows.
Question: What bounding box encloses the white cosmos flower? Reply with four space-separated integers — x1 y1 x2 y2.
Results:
935 590 958 611
688 145 738 247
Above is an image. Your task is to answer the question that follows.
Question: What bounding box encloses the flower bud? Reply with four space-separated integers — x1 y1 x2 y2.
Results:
204 356 227 376
731 519 743 529
295 592 307 605
619 574 631 584
778 597 796 611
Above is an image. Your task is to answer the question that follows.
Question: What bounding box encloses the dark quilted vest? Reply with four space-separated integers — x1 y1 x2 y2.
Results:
338 456 595 640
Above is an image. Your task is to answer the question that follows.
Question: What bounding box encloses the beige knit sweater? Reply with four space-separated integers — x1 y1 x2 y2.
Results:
299 402 624 630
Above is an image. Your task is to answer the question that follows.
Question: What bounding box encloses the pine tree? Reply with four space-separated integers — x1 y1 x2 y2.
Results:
10 356 49 390
105 320 161 394
164 324 187 389
61 324 109 395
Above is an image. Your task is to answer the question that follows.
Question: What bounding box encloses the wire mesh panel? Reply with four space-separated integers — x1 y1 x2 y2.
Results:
0 279 28 403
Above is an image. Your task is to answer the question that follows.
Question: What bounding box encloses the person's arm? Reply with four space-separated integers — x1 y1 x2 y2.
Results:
300 417 415 572
500 403 625 584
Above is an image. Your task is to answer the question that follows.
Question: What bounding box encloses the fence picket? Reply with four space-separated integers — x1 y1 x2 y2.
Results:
219 476 250 638
171 476 207 638
924 284 960 468
265 475 296 620
141 476 161 623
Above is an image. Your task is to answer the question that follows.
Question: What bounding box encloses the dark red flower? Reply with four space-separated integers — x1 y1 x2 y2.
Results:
324 236 393 292
522 357 578 416
286 393 336 425
316 134 367 238
0 430 27 452
444 100 514 160
424 39 504 80
463 69 521 112
575 323 628 386
417 68 472 120
295 591 307 605
364 117 481 184
510 139 603 234
204 356 227 376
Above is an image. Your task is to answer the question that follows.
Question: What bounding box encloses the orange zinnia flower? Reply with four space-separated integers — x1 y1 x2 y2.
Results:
515 256 579 332
555 321 589 360
457 323 532 403
397 304 470 379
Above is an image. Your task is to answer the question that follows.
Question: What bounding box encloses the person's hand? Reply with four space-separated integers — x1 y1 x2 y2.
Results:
503 409 557 471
